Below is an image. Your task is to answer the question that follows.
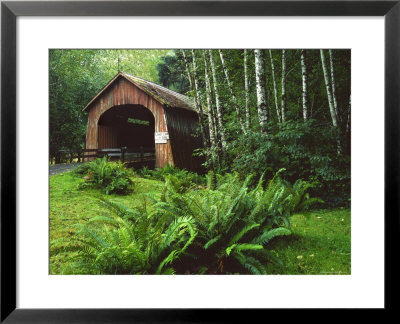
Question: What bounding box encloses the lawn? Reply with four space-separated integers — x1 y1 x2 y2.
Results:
49 171 350 275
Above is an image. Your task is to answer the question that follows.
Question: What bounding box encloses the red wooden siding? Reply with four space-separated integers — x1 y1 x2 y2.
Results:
85 76 173 167
98 125 118 149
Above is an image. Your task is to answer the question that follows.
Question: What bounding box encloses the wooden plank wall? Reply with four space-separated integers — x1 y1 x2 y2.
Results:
164 107 204 173
98 125 118 149
85 76 174 167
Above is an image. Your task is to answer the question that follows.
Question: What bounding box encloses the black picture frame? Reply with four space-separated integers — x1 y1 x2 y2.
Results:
1 0 398 321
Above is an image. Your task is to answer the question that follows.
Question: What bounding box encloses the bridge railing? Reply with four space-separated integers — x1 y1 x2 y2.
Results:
54 147 155 164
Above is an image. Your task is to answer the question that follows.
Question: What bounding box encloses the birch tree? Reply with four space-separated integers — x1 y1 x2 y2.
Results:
202 50 219 163
191 49 208 147
346 95 351 135
329 49 340 122
243 49 251 130
254 49 269 132
269 50 281 123
180 50 193 89
320 49 338 127
208 49 227 150
300 49 309 120
218 50 247 133
281 49 287 123
320 49 342 154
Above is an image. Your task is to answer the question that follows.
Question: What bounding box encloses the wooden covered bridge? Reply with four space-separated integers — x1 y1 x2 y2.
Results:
83 72 204 172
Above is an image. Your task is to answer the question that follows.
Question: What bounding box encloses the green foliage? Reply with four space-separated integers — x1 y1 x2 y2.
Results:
138 164 205 192
231 120 350 207
156 170 319 274
75 157 134 195
61 199 197 274
56 168 321 274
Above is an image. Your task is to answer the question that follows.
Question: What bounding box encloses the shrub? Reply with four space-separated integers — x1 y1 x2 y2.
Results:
59 199 197 274
230 120 350 207
158 170 322 274
61 170 321 274
139 164 205 191
75 157 134 195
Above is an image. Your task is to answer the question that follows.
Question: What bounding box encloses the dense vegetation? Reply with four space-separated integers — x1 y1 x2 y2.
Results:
50 49 350 207
50 165 350 275
49 49 351 274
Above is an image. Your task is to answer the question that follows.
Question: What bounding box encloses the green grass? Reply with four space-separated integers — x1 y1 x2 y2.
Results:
49 171 164 274
49 171 351 275
265 209 351 274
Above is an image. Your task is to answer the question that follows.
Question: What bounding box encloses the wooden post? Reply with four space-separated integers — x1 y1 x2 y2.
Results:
121 147 126 163
69 150 73 163
78 149 81 163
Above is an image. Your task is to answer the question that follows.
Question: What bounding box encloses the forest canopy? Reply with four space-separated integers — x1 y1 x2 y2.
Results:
49 49 351 207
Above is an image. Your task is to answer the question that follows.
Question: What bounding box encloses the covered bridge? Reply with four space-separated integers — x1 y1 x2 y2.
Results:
83 72 204 172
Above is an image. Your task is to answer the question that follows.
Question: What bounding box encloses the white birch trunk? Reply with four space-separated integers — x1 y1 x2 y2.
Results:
329 49 340 122
180 50 193 89
254 49 269 132
244 49 251 130
269 50 281 123
208 49 227 150
191 49 208 147
346 95 351 135
281 49 287 123
320 49 338 127
202 50 218 153
218 50 247 133
320 49 342 154
300 49 309 121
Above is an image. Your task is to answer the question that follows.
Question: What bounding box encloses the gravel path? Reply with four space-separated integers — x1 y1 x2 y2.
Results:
49 163 84 175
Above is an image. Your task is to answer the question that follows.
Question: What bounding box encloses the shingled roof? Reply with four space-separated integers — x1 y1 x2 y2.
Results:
82 72 196 112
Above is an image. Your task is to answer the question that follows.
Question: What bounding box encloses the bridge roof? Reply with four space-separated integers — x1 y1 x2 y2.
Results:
82 72 196 112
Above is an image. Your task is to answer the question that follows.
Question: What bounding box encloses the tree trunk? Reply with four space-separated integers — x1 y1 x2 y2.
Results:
281 49 287 123
244 49 251 130
208 49 227 150
180 50 193 89
320 49 342 154
346 95 351 135
269 50 281 123
191 50 208 147
254 49 269 133
329 49 340 122
218 50 247 133
320 49 338 127
300 49 309 121
202 50 219 164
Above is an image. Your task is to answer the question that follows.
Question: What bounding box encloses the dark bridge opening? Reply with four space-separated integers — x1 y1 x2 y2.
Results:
97 104 155 167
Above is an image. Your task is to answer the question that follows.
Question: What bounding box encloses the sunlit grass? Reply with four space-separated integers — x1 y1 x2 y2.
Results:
266 209 351 274
49 171 164 274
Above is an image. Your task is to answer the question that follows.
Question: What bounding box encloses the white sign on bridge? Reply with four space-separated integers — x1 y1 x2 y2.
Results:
155 132 169 144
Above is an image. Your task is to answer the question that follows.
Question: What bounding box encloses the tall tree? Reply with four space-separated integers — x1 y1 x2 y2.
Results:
346 95 351 135
328 49 340 122
320 49 338 127
191 49 208 147
180 50 194 89
269 50 281 123
300 49 309 120
218 50 247 133
208 49 227 150
320 49 342 154
281 49 287 123
243 49 251 130
202 50 219 164
254 49 269 132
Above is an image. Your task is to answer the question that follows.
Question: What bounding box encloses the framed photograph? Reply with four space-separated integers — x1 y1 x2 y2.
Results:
1 0 398 321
